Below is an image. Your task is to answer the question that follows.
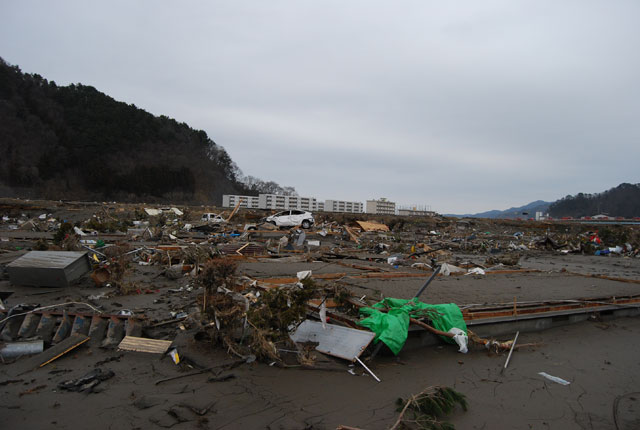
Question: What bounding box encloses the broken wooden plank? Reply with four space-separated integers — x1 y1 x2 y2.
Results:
351 272 427 280
226 200 242 222
565 271 640 284
330 261 386 272
462 296 640 320
256 273 348 284
18 333 90 372
235 243 250 255
118 336 172 354
39 334 89 367
344 226 360 243
308 298 340 308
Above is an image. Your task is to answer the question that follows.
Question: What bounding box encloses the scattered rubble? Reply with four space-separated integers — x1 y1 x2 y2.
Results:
1 198 639 428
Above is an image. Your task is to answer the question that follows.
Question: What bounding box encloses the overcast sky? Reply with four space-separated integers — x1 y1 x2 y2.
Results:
1 1 638 213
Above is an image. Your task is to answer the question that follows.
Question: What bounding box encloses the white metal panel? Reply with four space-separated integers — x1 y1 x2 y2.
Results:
290 320 375 361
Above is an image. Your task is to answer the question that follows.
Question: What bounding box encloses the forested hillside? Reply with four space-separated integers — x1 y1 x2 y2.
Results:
549 183 640 218
0 58 284 203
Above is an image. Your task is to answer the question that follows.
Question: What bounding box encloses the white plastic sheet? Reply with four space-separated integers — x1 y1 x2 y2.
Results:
448 328 468 353
538 372 570 385
297 270 312 280
466 267 486 276
440 263 465 276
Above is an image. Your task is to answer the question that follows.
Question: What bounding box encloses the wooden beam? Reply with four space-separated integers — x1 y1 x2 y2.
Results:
226 200 242 223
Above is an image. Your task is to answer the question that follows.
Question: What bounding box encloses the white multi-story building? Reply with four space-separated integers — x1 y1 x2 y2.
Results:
366 198 396 215
222 194 365 213
223 194 317 211
222 194 260 209
324 199 364 213
398 209 436 217
397 205 435 217
257 194 318 211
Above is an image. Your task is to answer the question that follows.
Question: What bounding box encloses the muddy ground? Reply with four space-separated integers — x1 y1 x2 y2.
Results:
1 199 639 429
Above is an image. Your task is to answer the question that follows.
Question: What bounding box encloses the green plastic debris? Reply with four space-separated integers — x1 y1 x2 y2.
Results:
357 298 467 355
96 239 106 248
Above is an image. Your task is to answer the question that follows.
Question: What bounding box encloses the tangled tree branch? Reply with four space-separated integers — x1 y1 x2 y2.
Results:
390 385 467 430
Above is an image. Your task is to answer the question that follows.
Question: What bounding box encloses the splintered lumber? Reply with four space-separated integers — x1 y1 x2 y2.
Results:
235 243 250 255
462 295 640 320
154 358 246 385
566 271 640 284
344 226 360 243
38 334 89 367
257 273 347 284
255 271 427 285
355 220 390 232
308 298 340 308
330 261 385 272
118 336 172 354
226 200 242 222
352 272 427 279
219 243 265 256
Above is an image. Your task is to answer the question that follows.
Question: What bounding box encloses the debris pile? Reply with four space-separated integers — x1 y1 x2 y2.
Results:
1 198 640 428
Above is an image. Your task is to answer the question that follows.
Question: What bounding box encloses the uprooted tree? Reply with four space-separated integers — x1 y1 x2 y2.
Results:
194 257 323 364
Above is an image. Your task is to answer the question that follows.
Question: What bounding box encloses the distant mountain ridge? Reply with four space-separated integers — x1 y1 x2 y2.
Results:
549 183 640 218
446 200 551 219
447 182 640 219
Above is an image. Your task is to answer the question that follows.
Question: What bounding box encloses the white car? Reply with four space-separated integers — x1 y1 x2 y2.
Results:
201 213 226 224
266 210 314 229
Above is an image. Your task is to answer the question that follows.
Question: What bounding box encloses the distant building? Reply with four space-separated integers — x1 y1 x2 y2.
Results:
398 209 436 217
535 211 550 221
222 195 260 209
258 194 317 211
397 204 434 217
324 199 364 213
222 193 364 213
366 198 396 215
222 194 317 211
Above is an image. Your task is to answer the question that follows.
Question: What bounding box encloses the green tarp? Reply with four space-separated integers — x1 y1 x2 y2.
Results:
357 298 467 355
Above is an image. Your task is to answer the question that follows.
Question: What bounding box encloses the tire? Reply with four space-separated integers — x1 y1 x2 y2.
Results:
269 220 277 226
301 220 311 229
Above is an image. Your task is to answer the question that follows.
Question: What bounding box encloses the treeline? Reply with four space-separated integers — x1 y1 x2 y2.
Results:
549 183 640 218
240 175 297 196
0 57 293 203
